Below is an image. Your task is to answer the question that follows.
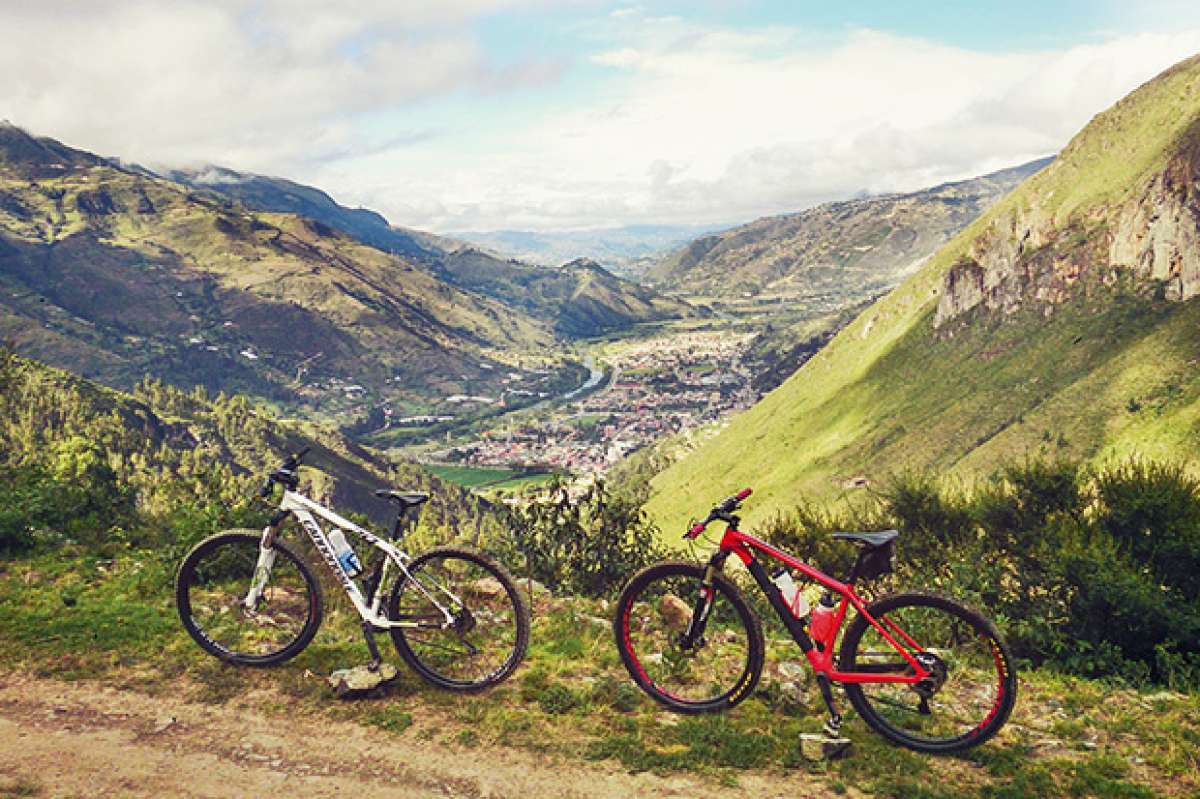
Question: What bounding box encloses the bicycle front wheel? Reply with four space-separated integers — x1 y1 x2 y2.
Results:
839 592 1017 753
387 547 529 691
175 530 323 666
614 560 763 713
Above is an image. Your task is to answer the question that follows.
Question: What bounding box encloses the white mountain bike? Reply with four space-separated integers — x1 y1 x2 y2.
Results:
175 448 529 691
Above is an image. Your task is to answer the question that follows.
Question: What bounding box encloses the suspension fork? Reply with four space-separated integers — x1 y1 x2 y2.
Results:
243 511 289 610
681 551 729 648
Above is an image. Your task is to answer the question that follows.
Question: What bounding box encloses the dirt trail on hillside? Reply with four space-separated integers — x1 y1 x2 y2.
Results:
0 675 835 799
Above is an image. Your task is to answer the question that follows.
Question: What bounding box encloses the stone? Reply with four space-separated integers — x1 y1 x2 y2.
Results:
713 629 740 645
151 715 176 734
799 733 853 761
659 593 691 632
468 577 506 599
328 662 400 699
778 661 806 682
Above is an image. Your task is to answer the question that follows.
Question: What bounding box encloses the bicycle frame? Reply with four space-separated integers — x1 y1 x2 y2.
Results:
247 489 459 631
703 525 930 686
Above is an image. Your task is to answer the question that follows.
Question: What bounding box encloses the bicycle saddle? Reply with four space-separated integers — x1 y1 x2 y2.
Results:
831 529 899 547
374 490 430 508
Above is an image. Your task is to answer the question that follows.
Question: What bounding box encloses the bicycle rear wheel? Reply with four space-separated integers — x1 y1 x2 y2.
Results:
387 547 529 691
839 591 1017 753
614 560 763 713
175 530 323 666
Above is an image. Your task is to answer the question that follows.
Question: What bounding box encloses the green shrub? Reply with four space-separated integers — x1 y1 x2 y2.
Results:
493 479 666 597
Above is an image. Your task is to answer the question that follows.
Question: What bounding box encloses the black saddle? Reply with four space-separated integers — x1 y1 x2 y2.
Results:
832 529 899 548
374 490 430 509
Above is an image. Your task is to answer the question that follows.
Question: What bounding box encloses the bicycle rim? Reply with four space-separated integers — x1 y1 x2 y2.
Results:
179 534 319 663
617 563 760 711
842 594 1015 751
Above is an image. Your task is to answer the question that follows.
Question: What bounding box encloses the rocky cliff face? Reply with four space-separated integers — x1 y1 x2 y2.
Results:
1109 129 1200 301
936 124 1200 327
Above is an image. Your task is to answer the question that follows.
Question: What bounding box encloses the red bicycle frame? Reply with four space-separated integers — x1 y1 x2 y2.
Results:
711 525 930 686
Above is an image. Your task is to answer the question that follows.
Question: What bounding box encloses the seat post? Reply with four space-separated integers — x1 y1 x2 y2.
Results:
391 505 408 540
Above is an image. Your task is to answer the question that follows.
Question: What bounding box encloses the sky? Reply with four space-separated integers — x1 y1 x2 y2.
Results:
4 1 1200 233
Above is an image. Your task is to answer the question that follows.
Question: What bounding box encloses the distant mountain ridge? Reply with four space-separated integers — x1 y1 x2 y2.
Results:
0 122 551 417
165 163 696 337
167 165 434 259
450 223 729 276
645 53 1200 533
650 157 1053 297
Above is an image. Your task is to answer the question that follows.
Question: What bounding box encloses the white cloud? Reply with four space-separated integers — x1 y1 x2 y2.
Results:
0 0 561 171
352 26 1200 231
3 3 1200 232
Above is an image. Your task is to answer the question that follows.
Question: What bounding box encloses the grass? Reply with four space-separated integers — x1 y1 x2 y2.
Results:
0 547 1196 797
424 464 556 491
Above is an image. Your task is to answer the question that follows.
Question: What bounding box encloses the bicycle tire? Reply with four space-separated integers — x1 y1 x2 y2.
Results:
175 530 324 667
614 560 764 714
839 591 1017 753
388 546 530 691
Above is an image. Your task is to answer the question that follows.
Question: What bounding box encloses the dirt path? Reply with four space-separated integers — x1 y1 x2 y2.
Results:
0 674 833 799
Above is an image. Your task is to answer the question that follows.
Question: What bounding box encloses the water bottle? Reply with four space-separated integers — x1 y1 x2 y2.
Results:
328 528 362 577
771 569 810 619
809 592 838 648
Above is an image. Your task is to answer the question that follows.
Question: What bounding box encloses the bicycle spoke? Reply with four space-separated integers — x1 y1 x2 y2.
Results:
179 533 318 664
620 570 755 706
846 596 1012 749
389 550 527 688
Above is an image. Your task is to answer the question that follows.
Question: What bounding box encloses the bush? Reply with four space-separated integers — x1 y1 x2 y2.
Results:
0 456 134 553
493 479 666 597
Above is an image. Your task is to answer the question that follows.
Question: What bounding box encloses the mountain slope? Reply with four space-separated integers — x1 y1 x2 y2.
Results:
645 53 1200 534
168 165 697 338
0 124 553 419
0 350 486 526
431 249 697 337
649 158 1051 298
166 165 434 259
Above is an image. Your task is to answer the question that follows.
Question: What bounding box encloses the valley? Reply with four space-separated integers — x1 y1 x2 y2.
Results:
0 120 1062 507
415 326 759 489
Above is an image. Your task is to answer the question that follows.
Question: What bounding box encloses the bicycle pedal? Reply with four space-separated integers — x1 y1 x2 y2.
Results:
799 732 853 761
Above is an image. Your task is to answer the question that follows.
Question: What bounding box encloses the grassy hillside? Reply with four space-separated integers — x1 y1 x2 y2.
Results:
0 123 555 423
0 350 488 531
646 54 1200 534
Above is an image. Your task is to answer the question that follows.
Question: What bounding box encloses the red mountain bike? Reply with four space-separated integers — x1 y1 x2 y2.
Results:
613 489 1017 754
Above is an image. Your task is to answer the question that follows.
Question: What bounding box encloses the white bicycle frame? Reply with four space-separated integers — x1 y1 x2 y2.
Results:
243 489 459 630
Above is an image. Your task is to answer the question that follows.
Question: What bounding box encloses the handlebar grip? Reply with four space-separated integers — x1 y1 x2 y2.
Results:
735 487 752 501
686 522 707 539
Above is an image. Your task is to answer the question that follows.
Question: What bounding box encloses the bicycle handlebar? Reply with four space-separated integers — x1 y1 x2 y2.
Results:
684 488 752 539
257 447 313 498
